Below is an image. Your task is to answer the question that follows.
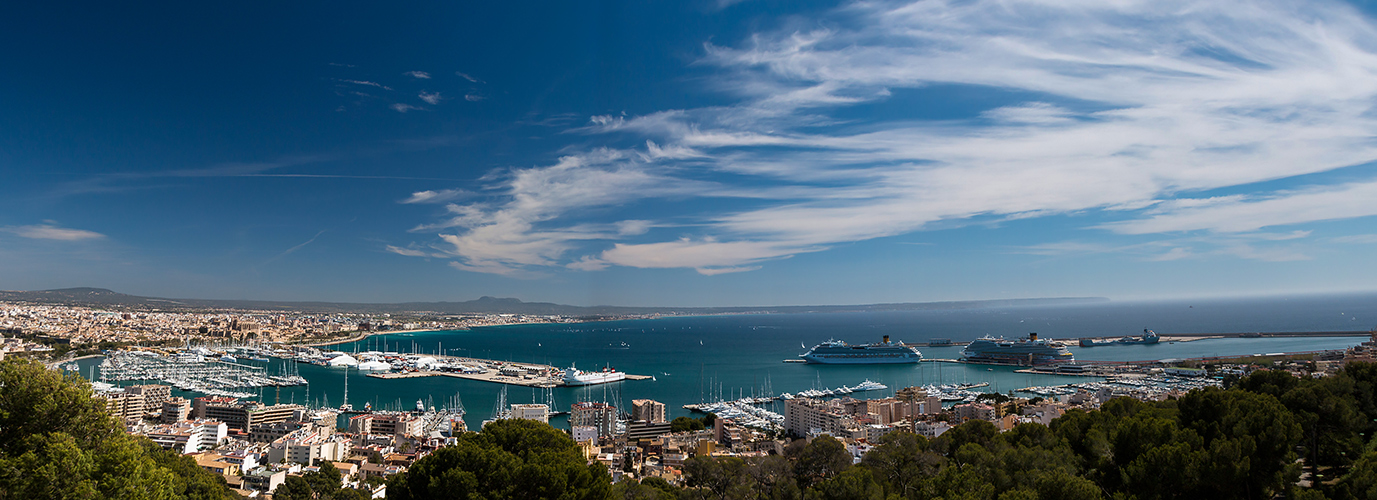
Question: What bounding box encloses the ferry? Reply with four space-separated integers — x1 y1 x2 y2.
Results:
961 333 1073 366
562 364 626 386
800 336 923 364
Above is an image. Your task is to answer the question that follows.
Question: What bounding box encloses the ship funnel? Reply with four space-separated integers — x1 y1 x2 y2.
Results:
883 335 890 344
1029 332 1038 341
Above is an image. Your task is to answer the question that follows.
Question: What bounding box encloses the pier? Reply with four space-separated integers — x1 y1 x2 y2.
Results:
357 355 653 388
365 370 653 387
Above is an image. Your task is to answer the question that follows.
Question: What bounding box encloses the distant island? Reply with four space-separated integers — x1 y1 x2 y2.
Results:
0 287 1108 316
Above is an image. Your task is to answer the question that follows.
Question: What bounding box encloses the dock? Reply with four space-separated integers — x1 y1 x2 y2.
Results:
362 355 652 388
367 370 564 388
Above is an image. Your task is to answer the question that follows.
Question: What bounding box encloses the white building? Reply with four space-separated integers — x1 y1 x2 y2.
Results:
142 420 227 454
915 421 952 439
511 404 550 423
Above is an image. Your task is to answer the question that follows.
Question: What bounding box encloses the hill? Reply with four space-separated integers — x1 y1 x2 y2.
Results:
0 287 1109 316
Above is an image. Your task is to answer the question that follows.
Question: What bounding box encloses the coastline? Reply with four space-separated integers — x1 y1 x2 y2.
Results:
300 328 463 347
46 353 105 369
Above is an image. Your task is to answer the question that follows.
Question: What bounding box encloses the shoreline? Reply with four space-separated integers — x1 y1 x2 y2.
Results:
299 328 463 347
46 353 104 368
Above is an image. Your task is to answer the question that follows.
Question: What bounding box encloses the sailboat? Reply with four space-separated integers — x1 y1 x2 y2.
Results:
339 366 353 412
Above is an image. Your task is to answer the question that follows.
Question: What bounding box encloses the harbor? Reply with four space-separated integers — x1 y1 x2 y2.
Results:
84 342 656 393
52 304 1376 431
92 349 307 398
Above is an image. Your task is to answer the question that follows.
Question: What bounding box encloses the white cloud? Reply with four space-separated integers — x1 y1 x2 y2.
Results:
464 94 484 102
3 224 105 241
1332 234 1377 244
566 256 610 271
596 238 811 270
615 220 653 235
393 149 727 273
1150 247 1195 261
456 72 481 83
1102 181 1377 234
338 79 392 91
399 0 1377 275
406 71 431 79
695 265 762 275
391 103 423 113
418 91 443 105
386 245 431 257
400 189 467 204
982 103 1077 124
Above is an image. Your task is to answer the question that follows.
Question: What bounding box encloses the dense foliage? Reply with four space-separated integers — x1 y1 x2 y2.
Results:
273 462 376 500
672 415 716 433
0 358 235 500
386 418 612 500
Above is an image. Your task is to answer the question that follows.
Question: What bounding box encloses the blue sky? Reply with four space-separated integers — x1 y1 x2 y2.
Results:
4 0 1377 306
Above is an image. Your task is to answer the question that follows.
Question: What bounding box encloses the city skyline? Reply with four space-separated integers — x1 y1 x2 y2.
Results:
5 0 1377 307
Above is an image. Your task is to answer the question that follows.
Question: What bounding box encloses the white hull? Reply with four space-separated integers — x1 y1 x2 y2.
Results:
801 355 921 364
564 373 626 386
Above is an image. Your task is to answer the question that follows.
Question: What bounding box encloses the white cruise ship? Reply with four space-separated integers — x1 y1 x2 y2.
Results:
562 364 625 386
800 336 923 364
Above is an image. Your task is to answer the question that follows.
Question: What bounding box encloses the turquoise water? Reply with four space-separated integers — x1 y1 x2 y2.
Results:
74 294 1376 430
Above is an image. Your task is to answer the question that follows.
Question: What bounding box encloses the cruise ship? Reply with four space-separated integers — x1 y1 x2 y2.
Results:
961 333 1073 365
562 364 626 386
800 336 923 364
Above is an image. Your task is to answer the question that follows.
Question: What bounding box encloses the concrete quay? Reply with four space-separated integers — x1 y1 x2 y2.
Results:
366 363 655 388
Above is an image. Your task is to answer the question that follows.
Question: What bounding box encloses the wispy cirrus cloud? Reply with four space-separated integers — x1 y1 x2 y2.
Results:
405 71 431 79
400 189 468 204
337 79 392 91
1101 181 1377 234
396 0 1377 276
2 223 105 241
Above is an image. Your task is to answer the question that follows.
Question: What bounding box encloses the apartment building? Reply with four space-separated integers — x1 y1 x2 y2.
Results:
784 398 857 437
631 399 666 424
348 413 424 439
511 404 550 423
139 419 228 454
571 402 618 438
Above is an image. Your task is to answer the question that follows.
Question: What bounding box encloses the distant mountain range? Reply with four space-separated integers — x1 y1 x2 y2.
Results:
0 287 1110 317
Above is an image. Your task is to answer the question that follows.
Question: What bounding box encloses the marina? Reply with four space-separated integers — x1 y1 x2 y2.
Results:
55 299 1376 430
93 349 306 398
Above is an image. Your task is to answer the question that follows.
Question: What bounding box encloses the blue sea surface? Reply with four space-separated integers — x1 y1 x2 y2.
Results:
73 293 1377 430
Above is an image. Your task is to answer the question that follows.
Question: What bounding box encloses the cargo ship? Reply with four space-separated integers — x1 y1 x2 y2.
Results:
800 336 923 364
961 333 1073 365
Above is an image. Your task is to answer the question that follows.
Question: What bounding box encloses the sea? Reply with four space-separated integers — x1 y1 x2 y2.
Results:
71 293 1377 430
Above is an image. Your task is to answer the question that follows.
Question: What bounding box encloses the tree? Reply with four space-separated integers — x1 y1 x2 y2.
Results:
0 358 235 500
683 455 750 499
794 436 852 488
673 416 707 433
860 432 940 498
387 418 611 500
748 455 802 500
273 476 314 500
804 467 882 500
611 478 675 500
